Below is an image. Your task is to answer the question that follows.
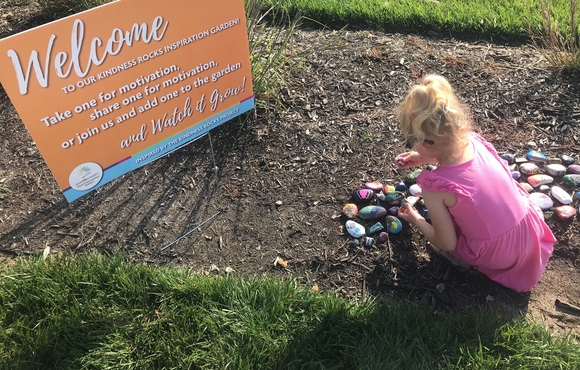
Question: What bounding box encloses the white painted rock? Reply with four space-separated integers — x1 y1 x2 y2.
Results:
529 192 553 211
550 186 573 205
409 184 422 197
345 220 365 238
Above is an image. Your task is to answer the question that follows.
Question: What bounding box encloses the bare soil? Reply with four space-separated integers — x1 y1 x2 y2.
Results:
1 2 579 338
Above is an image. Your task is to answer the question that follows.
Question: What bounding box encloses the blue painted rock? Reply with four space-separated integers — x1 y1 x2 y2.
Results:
388 206 400 216
519 162 540 176
526 150 547 163
563 174 580 187
377 232 389 243
421 208 430 221
409 184 422 196
363 236 376 248
544 211 554 221
385 215 403 234
554 205 577 220
511 171 521 180
365 181 384 191
352 189 374 202
547 157 562 165
529 192 553 211
527 174 553 188
561 154 575 166
551 186 573 205
567 164 580 174
545 164 567 177
368 222 385 234
405 169 422 183
520 182 534 193
359 205 387 219
500 153 515 164
345 220 365 238
395 181 407 192
376 192 387 202
342 203 358 219
384 191 406 206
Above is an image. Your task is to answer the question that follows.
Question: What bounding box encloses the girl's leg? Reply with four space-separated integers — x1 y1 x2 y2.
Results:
427 242 471 271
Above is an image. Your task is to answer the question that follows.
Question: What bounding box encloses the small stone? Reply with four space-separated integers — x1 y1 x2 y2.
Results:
529 192 553 211
511 171 521 180
486 295 494 302
376 192 387 202
405 169 423 183
345 220 365 238
385 215 403 234
526 150 547 163
554 205 577 220
546 157 562 165
560 154 575 166
527 174 553 187
342 203 358 219
352 189 374 202
563 174 580 187
425 164 437 171
365 181 384 191
275 200 283 206
515 157 527 164
359 205 387 220
395 181 407 192
543 211 553 221
363 236 376 248
551 186 573 205
435 283 445 293
350 239 360 248
499 153 515 164
519 162 540 176
526 141 537 148
378 232 389 243
384 191 406 206
520 182 534 193
388 206 400 216
368 222 385 234
567 164 580 174
545 164 567 177
402 196 420 207
409 184 422 196
539 185 550 192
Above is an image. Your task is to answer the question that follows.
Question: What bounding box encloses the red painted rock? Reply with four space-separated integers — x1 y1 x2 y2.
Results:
527 174 553 188
364 181 384 191
554 205 577 220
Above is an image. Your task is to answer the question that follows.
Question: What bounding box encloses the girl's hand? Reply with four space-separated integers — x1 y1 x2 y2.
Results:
397 203 423 224
394 151 436 169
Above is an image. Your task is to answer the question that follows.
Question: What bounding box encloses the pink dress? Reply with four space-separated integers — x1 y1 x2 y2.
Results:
417 133 556 292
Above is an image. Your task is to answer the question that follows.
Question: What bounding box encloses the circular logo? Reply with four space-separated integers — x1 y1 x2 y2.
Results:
68 162 103 191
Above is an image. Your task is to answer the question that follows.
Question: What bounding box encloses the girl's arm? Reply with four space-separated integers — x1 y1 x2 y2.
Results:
394 151 437 169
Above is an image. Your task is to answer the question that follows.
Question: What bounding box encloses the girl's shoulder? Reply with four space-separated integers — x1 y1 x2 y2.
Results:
417 169 472 200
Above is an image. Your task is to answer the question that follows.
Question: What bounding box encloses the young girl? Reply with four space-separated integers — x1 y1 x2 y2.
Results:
394 75 556 293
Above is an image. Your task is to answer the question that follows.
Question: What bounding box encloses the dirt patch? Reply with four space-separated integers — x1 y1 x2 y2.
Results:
0 4 579 337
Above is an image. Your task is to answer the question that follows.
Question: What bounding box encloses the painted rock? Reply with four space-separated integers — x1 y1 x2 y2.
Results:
395 181 407 192
402 196 420 208
551 186 573 205
349 239 360 248
527 174 553 188
511 171 521 180
515 157 527 164
345 220 365 238
425 164 437 171
563 174 580 187
409 184 422 196
352 189 374 202
545 164 567 177
365 181 384 191
561 154 575 166
529 192 553 211
567 164 580 174
388 206 400 216
385 215 403 234
519 162 540 176
384 185 396 193
539 185 550 193
421 208 430 221
526 150 547 163
499 153 515 164
543 211 554 221
416 199 425 208
405 169 422 183
363 236 376 249
359 205 387 220
547 157 562 165
342 203 358 219
384 191 406 206
377 232 389 243
368 222 384 234
520 182 534 193
376 192 387 202
554 205 577 220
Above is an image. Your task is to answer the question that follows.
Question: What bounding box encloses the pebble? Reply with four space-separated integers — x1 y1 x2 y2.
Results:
539 185 550 192
543 211 553 221
519 162 540 176
520 183 534 193
526 150 547 163
388 206 400 216
560 154 575 166
358 205 387 219
515 157 527 164
563 174 580 187
376 192 387 202
365 181 384 191
405 169 422 183
395 181 407 192
425 164 437 171
567 164 580 174
409 184 422 196
342 203 358 219
551 186 573 205
368 222 385 234
529 192 553 211
421 208 430 221
363 236 376 248
378 232 389 243
500 153 515 164
385 215 403 234
554 205 577 220
345 220 365 238
545 164 567 177
527 174 554 187
350 239 360 248
352 189 374 202
511 171 521 180
547 157 562 165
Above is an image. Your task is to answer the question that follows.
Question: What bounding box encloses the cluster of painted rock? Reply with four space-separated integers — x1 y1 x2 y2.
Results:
501 151 580 221
342 170 428 248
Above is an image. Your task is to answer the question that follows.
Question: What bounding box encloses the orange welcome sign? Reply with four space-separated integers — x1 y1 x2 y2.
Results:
0 0 254 202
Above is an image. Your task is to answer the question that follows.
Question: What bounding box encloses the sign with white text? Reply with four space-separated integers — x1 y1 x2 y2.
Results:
0 0 254 202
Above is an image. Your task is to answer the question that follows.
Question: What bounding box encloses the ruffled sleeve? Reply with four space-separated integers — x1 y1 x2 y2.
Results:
417 170 473 201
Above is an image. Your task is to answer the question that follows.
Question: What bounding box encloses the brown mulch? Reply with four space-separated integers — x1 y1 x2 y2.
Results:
1 3 579 337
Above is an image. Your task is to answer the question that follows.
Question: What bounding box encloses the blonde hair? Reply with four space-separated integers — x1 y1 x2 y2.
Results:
396 75 472 153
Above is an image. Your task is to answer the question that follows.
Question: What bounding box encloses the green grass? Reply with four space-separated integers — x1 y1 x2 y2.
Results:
0 254 578 369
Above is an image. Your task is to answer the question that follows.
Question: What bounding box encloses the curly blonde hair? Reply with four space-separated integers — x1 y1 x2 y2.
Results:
396 75 473 154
